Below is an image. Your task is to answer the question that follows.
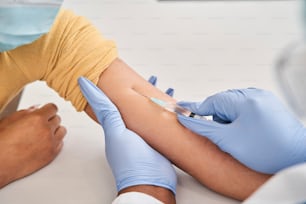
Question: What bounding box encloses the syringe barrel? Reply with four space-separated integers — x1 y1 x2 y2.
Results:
166 103 206 120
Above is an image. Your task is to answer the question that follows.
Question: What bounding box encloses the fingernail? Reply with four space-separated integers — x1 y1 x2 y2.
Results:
148 76 157 85
166 88 174 97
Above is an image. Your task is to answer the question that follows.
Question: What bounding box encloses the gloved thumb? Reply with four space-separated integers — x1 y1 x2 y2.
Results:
178 95 233 124
178 99 214 116
177 114 224 145
78 77 125 133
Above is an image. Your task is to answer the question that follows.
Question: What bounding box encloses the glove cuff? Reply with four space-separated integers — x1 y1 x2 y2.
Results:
116 173 177 195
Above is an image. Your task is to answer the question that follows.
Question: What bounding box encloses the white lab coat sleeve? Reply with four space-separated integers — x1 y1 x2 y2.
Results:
243 163 306 204
112 192 164 204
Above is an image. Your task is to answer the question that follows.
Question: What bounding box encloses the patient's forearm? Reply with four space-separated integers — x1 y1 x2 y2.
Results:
85 58 270 200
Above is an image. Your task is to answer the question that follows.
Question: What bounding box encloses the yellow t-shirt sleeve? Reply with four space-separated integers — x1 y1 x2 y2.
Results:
4 9 118 112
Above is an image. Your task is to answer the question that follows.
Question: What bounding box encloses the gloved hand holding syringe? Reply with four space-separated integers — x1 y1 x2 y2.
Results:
138 93 208 120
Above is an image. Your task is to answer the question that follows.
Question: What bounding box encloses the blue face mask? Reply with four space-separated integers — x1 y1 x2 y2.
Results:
0 0 63 52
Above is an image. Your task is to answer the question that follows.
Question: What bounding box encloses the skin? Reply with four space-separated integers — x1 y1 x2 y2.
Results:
0 104 66 188
85 58 271 201
119 185 175 204
0 58 269 203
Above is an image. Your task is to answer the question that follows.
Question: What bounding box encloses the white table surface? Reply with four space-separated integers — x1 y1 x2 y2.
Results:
0 0 303 203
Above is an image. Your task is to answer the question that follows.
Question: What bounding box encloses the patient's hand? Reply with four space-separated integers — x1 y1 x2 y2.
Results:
0 104 66 188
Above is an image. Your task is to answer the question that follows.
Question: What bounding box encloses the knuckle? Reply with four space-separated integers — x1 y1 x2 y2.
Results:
46 103 58 112
246 89 273 109
29 113 45 124
60 126 67 136
56 126 67 138
246 96 262 110
53 115 62 124
57 115 62 123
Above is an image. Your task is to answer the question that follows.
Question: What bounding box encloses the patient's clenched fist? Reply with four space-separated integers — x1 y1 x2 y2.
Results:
0 103 66 188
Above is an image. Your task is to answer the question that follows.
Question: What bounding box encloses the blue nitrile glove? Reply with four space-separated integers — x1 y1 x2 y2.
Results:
78 77 177 194
148 75 174 97
177 88 306 174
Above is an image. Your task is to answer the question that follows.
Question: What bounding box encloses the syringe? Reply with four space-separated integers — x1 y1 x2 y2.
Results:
139 93 207 120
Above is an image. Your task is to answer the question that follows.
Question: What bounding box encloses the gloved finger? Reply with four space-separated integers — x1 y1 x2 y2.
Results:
177 101 207 115
213 115 231 124
148 75 157 86
165 88 174 97
178 98 231 121
177 114 224 145
78 77 125 130
178 100 229 122
148 75 174 97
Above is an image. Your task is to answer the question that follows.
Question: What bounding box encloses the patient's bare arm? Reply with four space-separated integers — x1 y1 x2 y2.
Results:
85 58 270 201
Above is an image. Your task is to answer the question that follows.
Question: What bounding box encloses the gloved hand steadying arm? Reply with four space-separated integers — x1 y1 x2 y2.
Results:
177 88 306 174
148 75 174 97
78 77 177 194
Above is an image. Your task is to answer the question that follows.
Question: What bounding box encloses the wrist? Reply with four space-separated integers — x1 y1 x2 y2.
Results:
118 185 176 204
